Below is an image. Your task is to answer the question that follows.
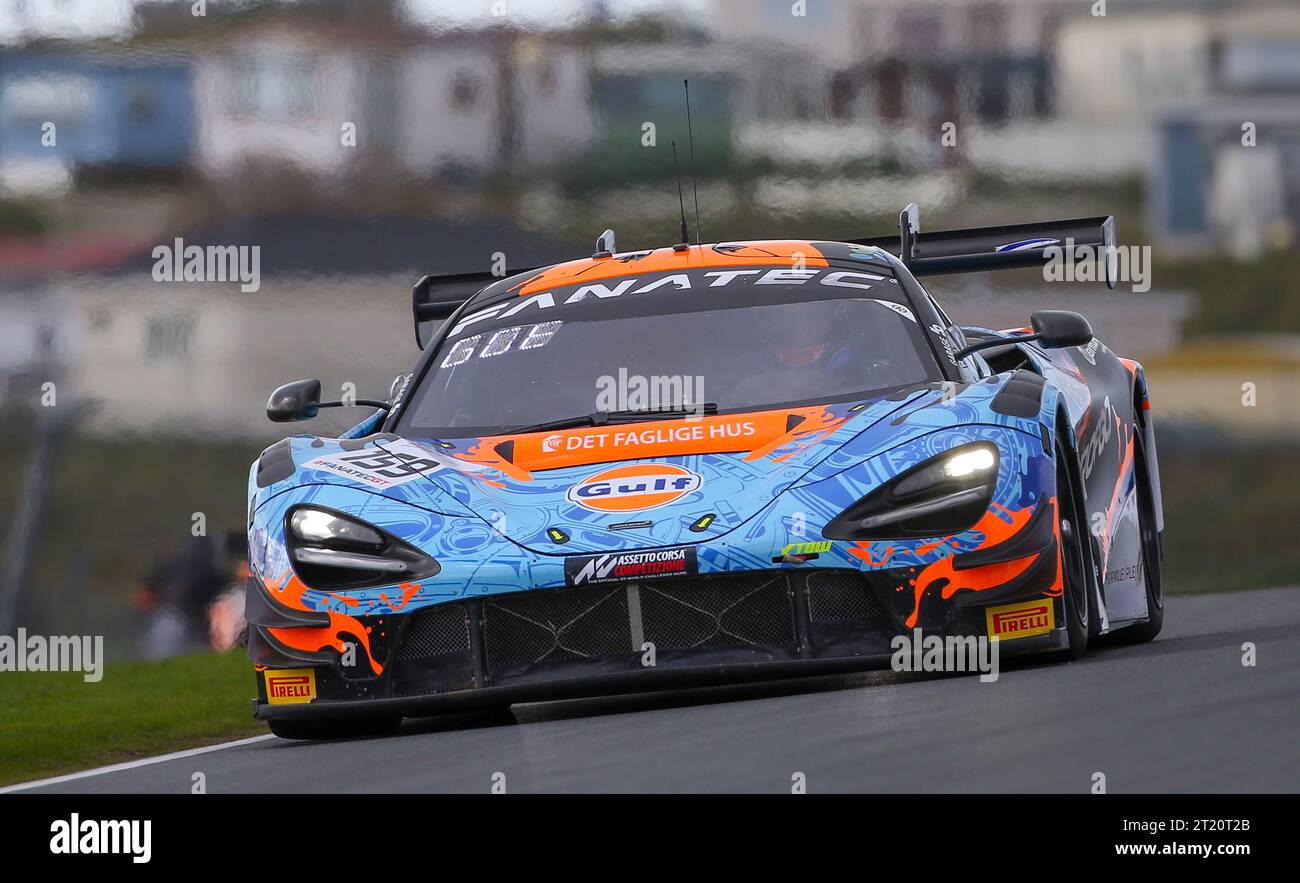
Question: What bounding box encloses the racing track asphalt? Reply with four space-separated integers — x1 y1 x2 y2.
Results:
19 587 1300 793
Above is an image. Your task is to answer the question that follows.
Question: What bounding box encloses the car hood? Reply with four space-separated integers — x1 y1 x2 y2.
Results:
364 390 936 554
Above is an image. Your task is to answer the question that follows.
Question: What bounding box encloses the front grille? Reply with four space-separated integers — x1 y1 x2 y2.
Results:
483 585 632 669
397 603 470 661
805 570 890 626
391 603 474 696
482 571 796 678
389 569 899 692
640 572 794 649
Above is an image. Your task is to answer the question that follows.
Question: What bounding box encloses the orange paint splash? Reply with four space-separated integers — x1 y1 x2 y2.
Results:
850 544 896 567
744 407 848 462
263 570 384 676
379 582 421 611
901 500 1047 628
1044 509 1064 597
456 440 534 483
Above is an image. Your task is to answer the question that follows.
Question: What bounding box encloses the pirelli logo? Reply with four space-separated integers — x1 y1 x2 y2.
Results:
265 668 317 705
986 599 1055 641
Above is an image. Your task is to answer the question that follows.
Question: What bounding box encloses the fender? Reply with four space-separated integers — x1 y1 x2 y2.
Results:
1124 360 1164 534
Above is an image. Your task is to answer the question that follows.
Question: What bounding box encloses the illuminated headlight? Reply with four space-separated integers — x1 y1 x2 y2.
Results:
823 442 1000 540
937 446 996 479
285 506 440 590
289 508 384 550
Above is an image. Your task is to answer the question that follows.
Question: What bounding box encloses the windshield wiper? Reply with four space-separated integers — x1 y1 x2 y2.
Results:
511 403 718 435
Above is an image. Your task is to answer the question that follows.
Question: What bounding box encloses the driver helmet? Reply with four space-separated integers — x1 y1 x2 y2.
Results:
771 303 838 368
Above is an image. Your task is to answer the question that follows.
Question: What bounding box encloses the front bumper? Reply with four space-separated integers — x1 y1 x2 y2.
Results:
251 562 1066 721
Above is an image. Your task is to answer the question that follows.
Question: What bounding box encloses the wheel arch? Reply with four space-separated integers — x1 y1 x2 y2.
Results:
1122 359 1164 534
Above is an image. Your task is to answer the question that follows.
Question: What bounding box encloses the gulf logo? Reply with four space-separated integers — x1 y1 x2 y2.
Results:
566 463 703 513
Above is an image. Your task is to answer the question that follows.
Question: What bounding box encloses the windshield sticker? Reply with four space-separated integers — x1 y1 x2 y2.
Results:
872 299 916 322
440 321 561 367
442 402 878 480
929 323 960 366
448 267 904 338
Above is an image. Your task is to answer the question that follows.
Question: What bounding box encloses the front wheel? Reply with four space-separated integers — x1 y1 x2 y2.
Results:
268 715 401 741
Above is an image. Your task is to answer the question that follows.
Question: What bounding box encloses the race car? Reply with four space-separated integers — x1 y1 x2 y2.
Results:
246 205 1163 739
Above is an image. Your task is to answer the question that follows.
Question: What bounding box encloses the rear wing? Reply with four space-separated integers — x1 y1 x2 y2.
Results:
411 268 540 348
850 204 1118 289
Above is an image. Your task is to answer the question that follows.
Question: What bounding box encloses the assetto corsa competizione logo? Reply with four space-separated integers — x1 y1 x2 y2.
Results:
566 547 698 586
565 463 703 512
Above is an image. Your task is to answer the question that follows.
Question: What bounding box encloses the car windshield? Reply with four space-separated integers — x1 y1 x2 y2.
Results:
398 268 942 438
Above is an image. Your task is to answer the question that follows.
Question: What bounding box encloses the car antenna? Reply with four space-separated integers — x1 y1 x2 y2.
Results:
684 78 702 245
672 140 690 252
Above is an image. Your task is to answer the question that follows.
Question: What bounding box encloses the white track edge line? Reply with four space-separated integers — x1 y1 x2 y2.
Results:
0 734 277 794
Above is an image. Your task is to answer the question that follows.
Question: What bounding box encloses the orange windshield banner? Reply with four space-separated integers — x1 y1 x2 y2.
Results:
516 242 829 296
468 406 838 474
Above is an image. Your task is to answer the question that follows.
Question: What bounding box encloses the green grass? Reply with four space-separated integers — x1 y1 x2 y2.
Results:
1158 449 1300 595
1161 252 1300 337
0 433 260 657
0 649 264 788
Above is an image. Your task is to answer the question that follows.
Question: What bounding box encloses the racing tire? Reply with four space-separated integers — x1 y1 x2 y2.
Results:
1054 438 1097 660
268 715 402 741
1110 417 1164 644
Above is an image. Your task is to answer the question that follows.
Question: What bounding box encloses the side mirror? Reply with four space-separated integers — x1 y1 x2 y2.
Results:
1030 310 1093 349
955 310 1094 361
267 379 322 423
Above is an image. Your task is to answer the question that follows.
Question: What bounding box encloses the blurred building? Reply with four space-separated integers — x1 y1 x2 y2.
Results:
191 15 406 180
0 0 134 46
1142 5 1300 256
714 0 1077 174
401 31 594 177
586 41 745 173
59 214 566 439
0 238 146 413
0 50 193 195
710 0 1300 203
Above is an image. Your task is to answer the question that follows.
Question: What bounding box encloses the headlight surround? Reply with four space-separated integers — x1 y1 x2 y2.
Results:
285 505 440 590
823 441 1000 541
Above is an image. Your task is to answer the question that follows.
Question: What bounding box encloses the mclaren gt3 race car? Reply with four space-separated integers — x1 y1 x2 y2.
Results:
247 206 1164 739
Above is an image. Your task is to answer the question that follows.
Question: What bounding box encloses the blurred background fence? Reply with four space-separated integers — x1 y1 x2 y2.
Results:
1 0 1298 658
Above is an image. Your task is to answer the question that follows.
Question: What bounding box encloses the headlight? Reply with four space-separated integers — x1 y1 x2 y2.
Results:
285 505 440 590
289 508 383 550
823 442 999 540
